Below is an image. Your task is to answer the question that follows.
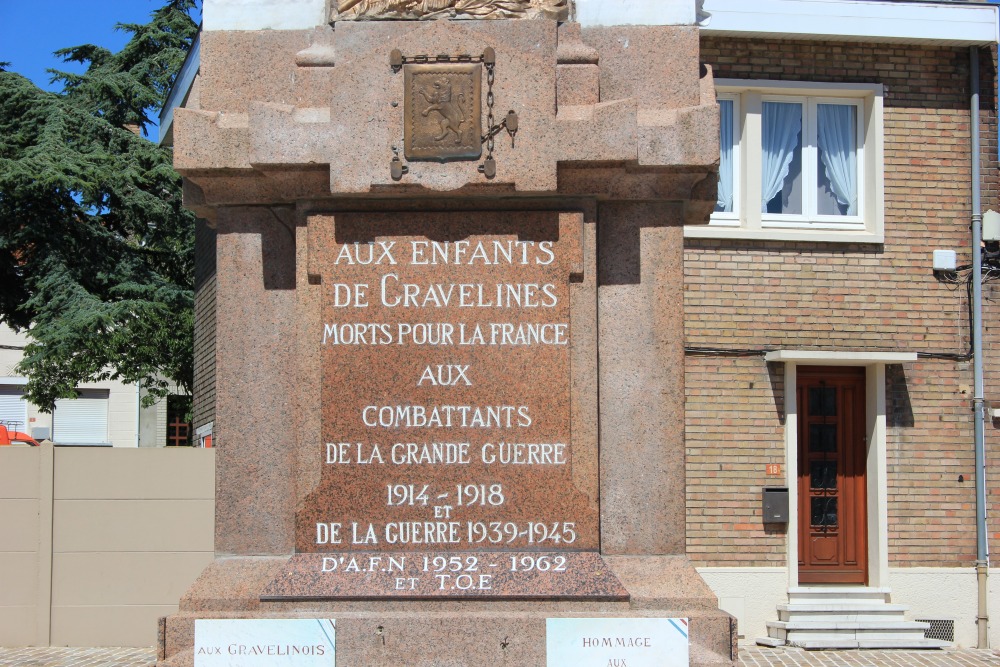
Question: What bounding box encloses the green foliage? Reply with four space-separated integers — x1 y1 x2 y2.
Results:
0 0 198 410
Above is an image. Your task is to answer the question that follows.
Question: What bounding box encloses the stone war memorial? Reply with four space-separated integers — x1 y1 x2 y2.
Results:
160 0 734 665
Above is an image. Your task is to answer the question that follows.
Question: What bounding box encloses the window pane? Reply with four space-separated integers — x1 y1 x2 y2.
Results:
811 497 838 527
809 423 838 453
817 104 858 216
762 101 802 214
810 461 837 490
716 99 735 213
808 386 837 416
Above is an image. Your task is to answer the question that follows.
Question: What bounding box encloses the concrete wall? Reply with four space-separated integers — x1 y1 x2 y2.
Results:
0 445 214 647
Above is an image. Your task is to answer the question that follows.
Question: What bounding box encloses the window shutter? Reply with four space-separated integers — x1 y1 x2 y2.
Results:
0 385 28 431
53 389 110 444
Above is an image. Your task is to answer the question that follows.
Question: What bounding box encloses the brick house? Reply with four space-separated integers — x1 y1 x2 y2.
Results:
689 0 999 649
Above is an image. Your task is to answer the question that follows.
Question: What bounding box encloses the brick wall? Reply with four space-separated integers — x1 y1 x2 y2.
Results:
686 356 787 565
687 38 999 567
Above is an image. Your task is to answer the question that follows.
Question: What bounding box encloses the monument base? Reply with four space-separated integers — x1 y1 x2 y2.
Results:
156 555 736 667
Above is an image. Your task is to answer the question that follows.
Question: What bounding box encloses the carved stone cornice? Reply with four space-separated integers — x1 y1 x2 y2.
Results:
331 0 570 21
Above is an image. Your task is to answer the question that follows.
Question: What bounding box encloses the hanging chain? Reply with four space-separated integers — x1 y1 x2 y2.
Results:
390 52 485 70
484 59 496 163
478 47 517 179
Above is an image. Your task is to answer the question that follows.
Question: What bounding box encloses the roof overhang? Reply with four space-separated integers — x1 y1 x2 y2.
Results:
701 0 999 46
158 30 200 147
764 350 918 365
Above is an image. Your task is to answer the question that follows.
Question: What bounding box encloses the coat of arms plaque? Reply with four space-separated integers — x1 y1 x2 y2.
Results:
404 63 482 161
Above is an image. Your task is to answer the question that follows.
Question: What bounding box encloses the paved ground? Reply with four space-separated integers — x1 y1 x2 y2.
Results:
0 647 155 666
740 647 1000 667
0 646 999 666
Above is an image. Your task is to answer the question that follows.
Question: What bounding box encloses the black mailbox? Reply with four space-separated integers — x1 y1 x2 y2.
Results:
762 487 789 523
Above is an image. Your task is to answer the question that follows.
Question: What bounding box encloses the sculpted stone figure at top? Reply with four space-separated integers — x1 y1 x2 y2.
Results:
332 0 571 21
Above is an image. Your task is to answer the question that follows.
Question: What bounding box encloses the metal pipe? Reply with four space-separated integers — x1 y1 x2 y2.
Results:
970 44 990 650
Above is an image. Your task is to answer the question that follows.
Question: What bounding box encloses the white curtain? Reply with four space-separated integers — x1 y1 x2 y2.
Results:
817 104 858 215
761 102 802 212
716 99 734 213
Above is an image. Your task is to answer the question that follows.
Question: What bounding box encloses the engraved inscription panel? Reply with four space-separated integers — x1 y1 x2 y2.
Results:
546 618 690 667
404 64 482 161
273 211 607 600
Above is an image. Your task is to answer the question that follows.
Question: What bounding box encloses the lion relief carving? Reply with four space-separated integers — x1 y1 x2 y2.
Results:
417 77 469 145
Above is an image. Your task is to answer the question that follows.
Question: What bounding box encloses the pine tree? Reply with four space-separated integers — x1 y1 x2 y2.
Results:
0 1 199 410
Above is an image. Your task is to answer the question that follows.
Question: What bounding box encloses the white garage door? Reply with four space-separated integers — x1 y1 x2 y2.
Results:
53 389 110 444
0 385 28 432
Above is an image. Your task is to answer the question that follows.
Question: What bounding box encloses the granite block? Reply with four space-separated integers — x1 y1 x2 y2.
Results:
557 167 709 202
296 211 599 554
295 25 337 67
213 207 300 555
325 20 559 193
557 64 601 107
200 30 311 113
173 109 251 172
183 168 332 210
556 99 638 163
596 202 687 556
261 552 628 601
249 103 337 167
582 25 701 108
556 22 599 65
177 22 719 201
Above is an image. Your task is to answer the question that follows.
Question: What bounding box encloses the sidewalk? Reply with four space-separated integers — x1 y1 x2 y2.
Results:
0 647 155 666
740 646 1000 666
0 646 999 667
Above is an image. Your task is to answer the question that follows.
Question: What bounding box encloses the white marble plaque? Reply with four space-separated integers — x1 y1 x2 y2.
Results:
194 619 335 666
546 618 689 667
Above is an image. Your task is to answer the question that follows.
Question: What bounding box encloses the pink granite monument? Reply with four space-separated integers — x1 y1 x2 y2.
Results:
159 1 734 664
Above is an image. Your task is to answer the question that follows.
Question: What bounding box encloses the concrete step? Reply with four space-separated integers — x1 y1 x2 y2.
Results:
786 586 890 604
755 636 785 648
774 630 932 643
778 602 909 613
762 587 949 652
766 619 932 646
767 620 929 632
777 603 911 623
786 637 951 650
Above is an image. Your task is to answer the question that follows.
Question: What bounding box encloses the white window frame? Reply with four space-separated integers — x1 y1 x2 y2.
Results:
688 79 884 244
713 93 741 226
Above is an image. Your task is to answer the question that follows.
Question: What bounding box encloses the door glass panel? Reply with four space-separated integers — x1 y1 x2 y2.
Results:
808 386 837 416
810 461 837 489
809 423 837 452
811 497 838 527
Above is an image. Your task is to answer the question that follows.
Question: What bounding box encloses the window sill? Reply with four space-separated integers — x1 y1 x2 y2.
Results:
684 224 883 244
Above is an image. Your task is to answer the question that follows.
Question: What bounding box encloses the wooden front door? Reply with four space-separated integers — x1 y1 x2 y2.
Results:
797 367 868 584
